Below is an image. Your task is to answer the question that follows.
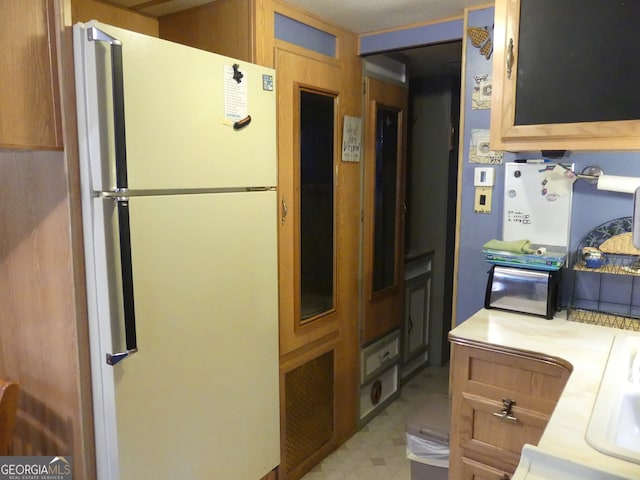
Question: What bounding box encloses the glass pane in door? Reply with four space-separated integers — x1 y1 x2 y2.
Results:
372 107 399 293
299 90 335 321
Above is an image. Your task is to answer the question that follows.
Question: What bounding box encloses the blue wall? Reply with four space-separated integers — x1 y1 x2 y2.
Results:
363 7 640 326
456 7 512 324
275 13 337 57
360 18 463 54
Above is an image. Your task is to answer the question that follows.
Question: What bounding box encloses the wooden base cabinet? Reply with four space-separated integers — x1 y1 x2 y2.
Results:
449 342 570 479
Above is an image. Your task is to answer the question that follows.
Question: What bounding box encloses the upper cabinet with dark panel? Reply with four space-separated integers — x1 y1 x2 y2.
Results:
490 0 640 151
0 0 62 150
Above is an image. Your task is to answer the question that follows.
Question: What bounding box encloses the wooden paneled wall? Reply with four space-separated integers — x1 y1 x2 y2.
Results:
0 150 92 478
0 0 62 150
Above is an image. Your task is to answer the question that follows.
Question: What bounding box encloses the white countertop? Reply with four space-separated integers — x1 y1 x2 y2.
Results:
449 308 640 479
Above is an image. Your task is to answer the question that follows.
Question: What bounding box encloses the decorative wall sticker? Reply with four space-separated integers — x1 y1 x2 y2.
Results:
466 26 493 60
472 74 492 110
469 129 503 164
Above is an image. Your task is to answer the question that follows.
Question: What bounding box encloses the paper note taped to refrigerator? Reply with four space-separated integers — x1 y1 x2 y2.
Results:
224 64 248 122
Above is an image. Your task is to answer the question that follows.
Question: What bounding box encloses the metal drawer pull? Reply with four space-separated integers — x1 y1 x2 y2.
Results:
378 350 392 363
492 398 518 424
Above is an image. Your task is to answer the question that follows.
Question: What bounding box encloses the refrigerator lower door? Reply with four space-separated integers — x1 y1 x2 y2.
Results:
88 190 279 479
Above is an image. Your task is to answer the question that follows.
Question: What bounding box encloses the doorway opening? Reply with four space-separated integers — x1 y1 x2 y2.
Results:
365 40 462 370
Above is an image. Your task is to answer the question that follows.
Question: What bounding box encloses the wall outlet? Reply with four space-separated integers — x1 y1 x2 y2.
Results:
474 186 492 213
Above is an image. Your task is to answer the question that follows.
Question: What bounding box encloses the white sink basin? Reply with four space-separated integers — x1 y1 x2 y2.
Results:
613 385 640 451
515 445 630 479
586 334 640 463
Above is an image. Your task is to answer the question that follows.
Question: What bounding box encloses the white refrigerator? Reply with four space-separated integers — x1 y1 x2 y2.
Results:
73 21 280 480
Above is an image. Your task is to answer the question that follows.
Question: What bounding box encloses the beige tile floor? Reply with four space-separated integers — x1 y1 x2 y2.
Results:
301 365 450 480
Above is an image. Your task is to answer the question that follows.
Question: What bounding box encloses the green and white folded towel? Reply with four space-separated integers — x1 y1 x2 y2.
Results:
483 239 535 254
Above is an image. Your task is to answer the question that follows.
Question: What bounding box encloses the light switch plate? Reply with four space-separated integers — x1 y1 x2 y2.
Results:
474 167 495 186
474 186 492 213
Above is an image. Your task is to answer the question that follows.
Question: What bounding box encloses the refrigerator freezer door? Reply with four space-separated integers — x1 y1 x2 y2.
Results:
75 21 276 192
90 190 279 479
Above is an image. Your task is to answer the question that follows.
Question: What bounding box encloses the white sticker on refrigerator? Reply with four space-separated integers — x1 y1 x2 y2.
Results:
224 64 248 122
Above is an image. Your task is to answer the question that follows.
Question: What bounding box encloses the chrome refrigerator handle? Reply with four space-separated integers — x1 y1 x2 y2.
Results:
88 26 138 365
107 196 138 366
88 26 128 189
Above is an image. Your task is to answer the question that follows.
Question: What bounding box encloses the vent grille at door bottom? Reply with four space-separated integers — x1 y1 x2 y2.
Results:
284 349 335 473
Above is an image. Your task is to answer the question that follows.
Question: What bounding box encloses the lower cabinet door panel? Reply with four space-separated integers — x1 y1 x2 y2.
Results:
459 392 549 465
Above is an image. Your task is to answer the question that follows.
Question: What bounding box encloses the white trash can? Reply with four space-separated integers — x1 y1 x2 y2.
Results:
406 393 450 480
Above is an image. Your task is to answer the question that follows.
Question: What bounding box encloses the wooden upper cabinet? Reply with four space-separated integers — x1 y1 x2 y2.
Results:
0 0 62 150
71 0 159 37
159 0 254 62
490 0 640 151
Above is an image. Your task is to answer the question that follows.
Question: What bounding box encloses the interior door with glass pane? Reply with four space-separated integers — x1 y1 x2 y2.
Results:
276 49 341 355
362 77 408 345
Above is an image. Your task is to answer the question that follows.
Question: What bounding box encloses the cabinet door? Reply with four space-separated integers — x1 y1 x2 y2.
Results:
275 46 346 479
449 343 570 478
457 390 549 467
0 0 62 150
361 77 408 344
159 0 253 61
491 0 640 151
404 273 430 361
276 49 341 355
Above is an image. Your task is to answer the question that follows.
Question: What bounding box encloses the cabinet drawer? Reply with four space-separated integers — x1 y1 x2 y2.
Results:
457 345 569 414
359 364 398 419
360 330 399 384
461 456 514 480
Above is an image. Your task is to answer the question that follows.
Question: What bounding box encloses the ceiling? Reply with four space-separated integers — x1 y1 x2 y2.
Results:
107 0 488 34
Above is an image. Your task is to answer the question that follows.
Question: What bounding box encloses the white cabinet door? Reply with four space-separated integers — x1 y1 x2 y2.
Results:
404 273 430 361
